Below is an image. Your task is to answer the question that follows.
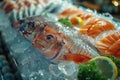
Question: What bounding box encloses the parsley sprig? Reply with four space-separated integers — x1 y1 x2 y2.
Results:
58 18 72 27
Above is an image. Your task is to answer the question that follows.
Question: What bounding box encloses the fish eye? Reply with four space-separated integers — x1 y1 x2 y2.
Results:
46 34 54 41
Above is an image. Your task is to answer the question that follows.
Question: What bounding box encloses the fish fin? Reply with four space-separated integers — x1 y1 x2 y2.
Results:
63 53 91 64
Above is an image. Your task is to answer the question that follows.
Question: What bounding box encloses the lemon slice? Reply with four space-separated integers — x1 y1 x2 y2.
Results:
91 56 118 80
75 17 84 26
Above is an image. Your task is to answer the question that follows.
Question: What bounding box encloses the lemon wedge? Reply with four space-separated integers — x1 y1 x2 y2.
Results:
75 17 84 26
91 56 118 80
71 16 84 26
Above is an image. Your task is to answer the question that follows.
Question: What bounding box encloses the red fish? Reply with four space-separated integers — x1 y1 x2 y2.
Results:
13 16 100 64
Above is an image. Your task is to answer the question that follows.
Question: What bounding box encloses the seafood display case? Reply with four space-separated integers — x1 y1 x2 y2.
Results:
0 0 120 80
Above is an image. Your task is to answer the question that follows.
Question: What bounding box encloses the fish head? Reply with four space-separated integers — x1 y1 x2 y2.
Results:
33 24 56 49
14 16 65 52
33 22 66 52
13 16 66 59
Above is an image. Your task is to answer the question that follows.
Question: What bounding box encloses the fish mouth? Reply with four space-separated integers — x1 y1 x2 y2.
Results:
39 43 45 48
33 40 46 50
38 42 46 49
34 40 49 50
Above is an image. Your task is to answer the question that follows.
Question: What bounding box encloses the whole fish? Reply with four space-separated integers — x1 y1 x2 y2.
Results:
13 16 100 64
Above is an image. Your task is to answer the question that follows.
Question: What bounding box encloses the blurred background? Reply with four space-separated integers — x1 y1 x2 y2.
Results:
72 0 120 21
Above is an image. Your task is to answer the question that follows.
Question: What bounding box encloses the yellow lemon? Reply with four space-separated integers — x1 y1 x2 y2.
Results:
74 17 84 26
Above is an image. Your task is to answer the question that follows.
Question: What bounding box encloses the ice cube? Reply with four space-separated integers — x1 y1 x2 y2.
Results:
0 14 11 31
29 70 52 80
58 61 78 76
2 28 17 44
14 45 56 79
10 35 32 54
49 64 62 77
17 46 50 68
0 10 9 22
0 12 17 44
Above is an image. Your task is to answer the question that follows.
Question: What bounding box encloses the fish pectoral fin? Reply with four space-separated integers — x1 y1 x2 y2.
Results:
64 53 91 64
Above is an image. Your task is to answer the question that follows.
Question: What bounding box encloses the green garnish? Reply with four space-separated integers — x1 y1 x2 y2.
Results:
77 61 105 80
77 55 120 80
58 18 72 27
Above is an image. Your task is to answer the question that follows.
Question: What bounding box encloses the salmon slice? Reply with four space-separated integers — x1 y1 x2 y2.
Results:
57 7 82 18
96 32 120 58
79 29 88 34
76 12 92 20
82 18 116 38
108 39 120 55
